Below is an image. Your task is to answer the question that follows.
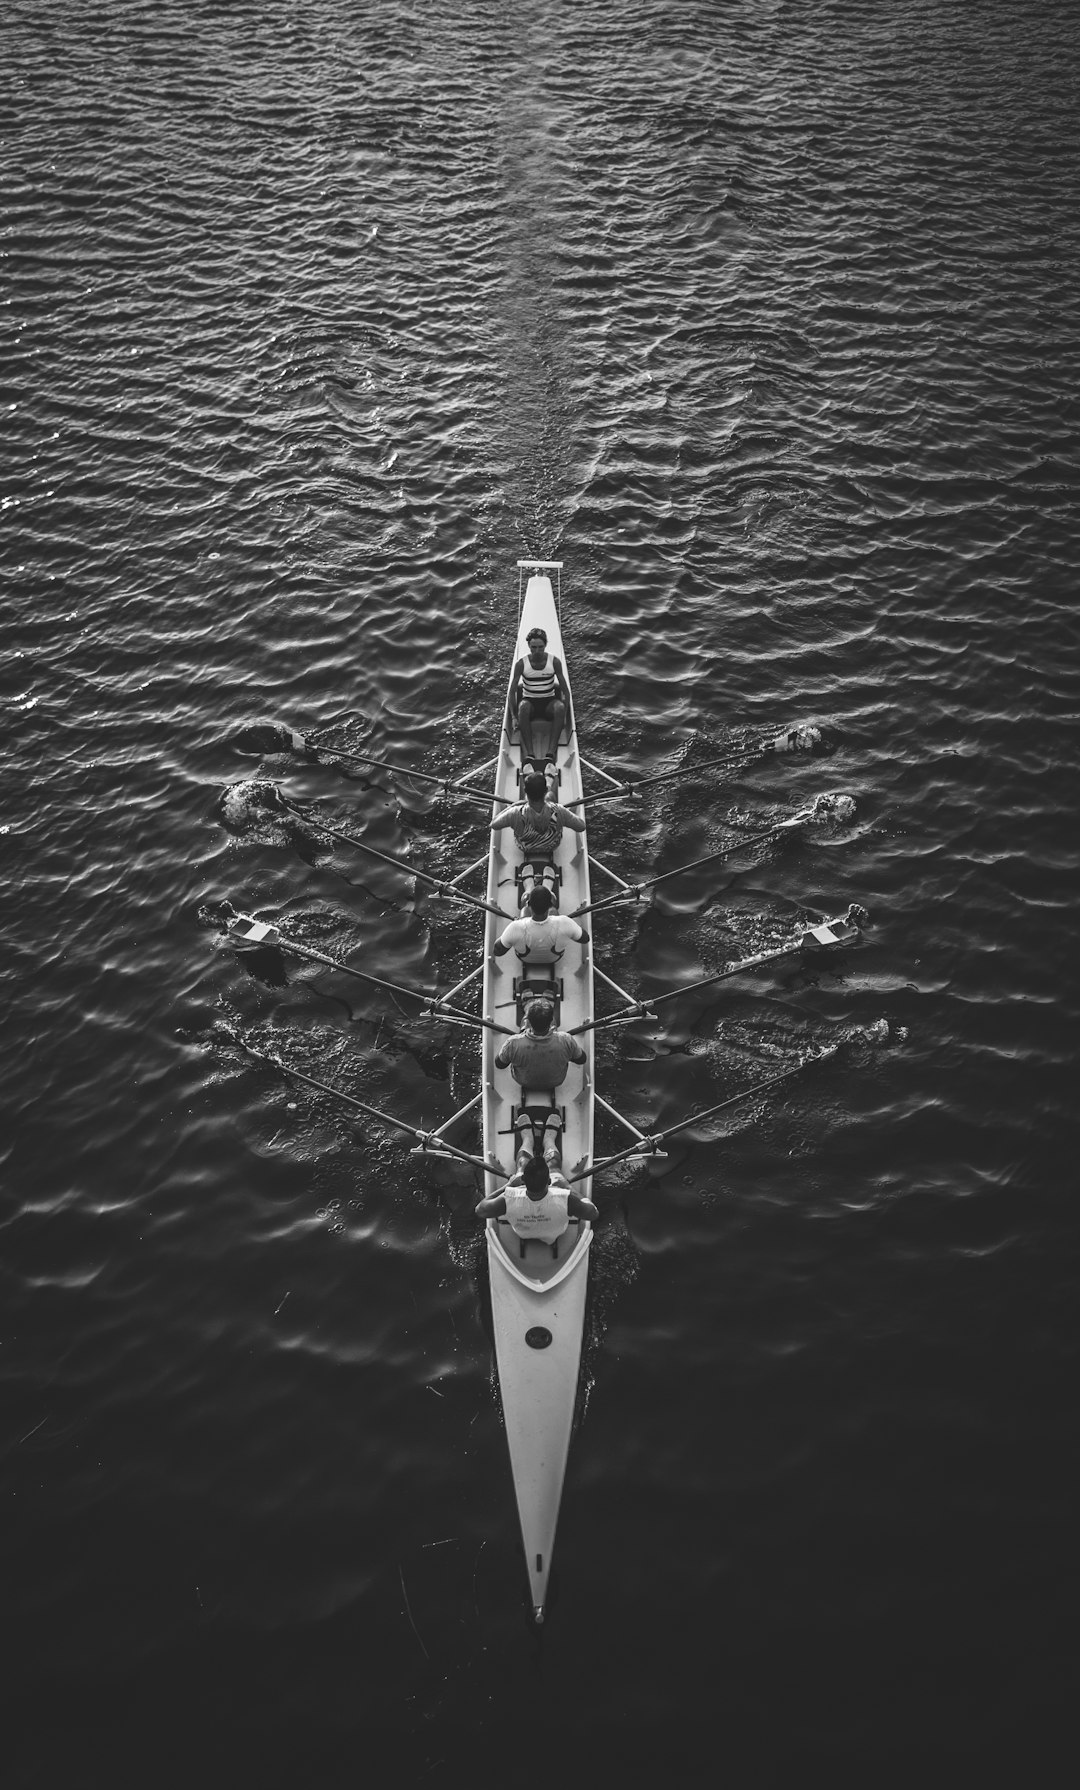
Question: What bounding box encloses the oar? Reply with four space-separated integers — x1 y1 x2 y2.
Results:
568 1041 842 1181
276 793 511 922
295 719 496 803
571 908 866 1033
230 1035 509 1175
223 907 513 1034
310 743 494 805
566 725 825 810
571 802 824 917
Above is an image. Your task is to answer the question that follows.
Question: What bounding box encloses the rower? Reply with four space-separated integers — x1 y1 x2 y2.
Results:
494 998 586 1095
490 771 585 904
475 1155 598 1243
493 885 589 961
508 627 572 769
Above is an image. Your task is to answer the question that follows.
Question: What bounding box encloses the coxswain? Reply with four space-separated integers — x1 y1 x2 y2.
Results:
492 884 589 959
475 1155 598 1241
508 627 572 768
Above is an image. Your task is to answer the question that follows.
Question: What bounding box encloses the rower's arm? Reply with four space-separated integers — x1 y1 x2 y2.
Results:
568 1191 599 1221
507 659 524 718
490 806 518 831
475 1193 507 1219
552 656 572 713
552 802 586 834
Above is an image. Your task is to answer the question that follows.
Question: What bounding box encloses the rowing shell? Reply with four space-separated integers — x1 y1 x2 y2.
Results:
482 561 594 1624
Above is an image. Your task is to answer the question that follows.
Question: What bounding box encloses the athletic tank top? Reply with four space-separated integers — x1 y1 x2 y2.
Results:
498 914 582 961
504 1180 571 1241
521 652 556 699
512 802 562 854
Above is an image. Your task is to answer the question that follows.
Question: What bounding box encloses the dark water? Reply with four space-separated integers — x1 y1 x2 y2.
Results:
4 0 1079 1781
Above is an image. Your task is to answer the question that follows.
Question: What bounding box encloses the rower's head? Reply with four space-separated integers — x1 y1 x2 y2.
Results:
525 999 554 1034
522 1157 551 1200
526 885 554 918
523 772 548 802
526 628 547 653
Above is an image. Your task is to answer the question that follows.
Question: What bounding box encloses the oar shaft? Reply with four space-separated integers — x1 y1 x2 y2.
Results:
305 742 492 805
228 913 508 1024
235 922 430 1005
651 1049 837 1145
436 1002 514 1036
574 940 803 1028
646 939 803 1008
635 815 806 894
569 747 760 809
572 811 813 913
237 1041 425 1140
236 1040 497 1171
282 798 508 920
572 1046 837 1180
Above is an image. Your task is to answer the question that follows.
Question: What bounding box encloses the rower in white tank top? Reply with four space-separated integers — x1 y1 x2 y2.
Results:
475 1157 598 1241
493 885 590 962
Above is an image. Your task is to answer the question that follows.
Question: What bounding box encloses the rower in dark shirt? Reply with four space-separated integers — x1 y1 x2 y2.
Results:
494 999 587 1091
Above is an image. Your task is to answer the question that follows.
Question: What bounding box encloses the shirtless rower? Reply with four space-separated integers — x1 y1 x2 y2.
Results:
508 627 572 769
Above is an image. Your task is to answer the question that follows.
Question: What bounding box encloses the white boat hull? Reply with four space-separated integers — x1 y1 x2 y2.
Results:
483 566 594 1620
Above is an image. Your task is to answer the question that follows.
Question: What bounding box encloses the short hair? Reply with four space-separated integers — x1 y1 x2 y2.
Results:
527 885 554 914
522 1157 550 1192
523 772 548 801
526 999 554 1033
526 628 547 645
